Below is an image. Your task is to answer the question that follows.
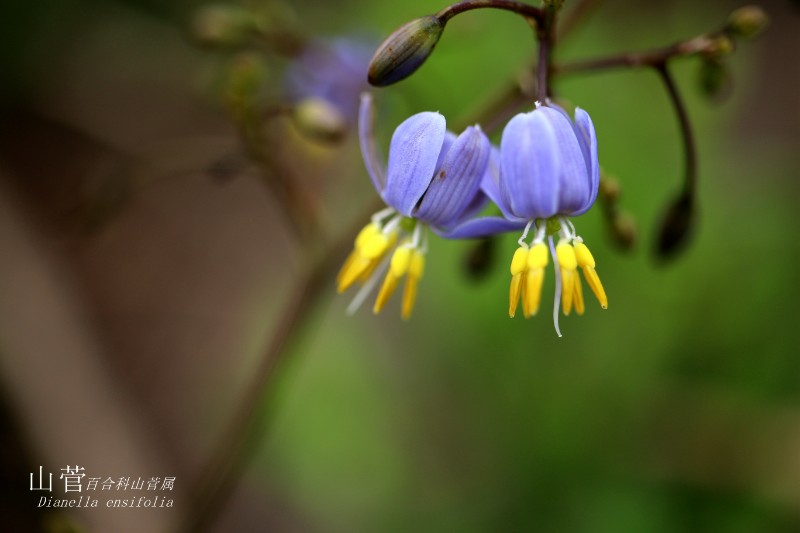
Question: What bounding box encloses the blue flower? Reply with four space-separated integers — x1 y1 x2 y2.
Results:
337 93 500 319
284 37 374 124
490 102 607 336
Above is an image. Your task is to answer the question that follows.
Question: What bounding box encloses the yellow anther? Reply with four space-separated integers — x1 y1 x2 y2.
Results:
508 245 528 318
408 249 425 279
389 246 412 277
573 274 585 316
556 241 578 270
523 267 545 318
509 245 529 275
527 242 548 269
574 242 607 309
556 242 577 315
361 232 391 259
573 242 596 268
582 265 608 309
358 230 398 283
337 223 379 285
355 222 381 248
337 229 397 293
374 245 423 317
521 243 548 318
402 250 425 320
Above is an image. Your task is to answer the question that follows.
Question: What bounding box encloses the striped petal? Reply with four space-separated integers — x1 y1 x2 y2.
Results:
538 106 591 215
500 110 560 219
358 93 386 194
414 125 491 227
572 107 599 215
383 111 446 216
433 215 528 239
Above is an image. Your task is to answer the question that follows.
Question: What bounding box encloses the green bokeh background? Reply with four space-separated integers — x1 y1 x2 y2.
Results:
1 0 798 532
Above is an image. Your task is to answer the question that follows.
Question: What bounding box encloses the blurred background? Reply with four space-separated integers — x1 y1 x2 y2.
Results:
0 0 798 531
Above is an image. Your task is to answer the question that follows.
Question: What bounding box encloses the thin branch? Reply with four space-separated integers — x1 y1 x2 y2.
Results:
655 64 697 197
553 34 717 75
435 0 543 25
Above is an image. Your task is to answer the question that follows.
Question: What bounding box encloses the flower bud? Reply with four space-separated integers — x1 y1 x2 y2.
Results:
190 5 260 48
610 212 636 251
704 35 735 57
291 97 348 144
368 16 445 87
599 175 621 203
726 6 769 39
697 57 733 103
655 193 695 261
463 236 496 281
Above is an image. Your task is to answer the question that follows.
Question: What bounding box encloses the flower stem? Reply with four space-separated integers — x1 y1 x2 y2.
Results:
435 0 543 25
655 64 697 197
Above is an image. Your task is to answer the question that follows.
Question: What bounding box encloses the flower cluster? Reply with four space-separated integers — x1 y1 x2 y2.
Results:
339 94 607 335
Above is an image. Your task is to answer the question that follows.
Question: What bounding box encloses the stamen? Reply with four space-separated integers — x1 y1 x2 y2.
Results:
411 220 423 248
402 249 425 320
532 221 547 244
371 206 396 226
382 214 403 235
518 220 534 246
556 240 578 316
574 242 608 309
522 242 548 317
346 253 391 316
374 245 412 314
508 245 529 318
548 236 563 337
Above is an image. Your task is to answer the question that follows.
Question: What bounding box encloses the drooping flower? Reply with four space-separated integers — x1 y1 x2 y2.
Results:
337 93 518 319
284 37 374 125
487 101 608 336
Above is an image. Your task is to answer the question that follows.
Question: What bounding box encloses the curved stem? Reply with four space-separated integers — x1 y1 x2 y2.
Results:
436 0 543 25
655 64 697 197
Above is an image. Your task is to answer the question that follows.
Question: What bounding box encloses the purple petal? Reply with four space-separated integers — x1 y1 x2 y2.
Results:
358 93 386 194
538 107 591 215
480 146 516 219
434 216 528 239
414 125 490 226
383 111 446 216
433 131 457 176
500 111 560 219
572 107 599 215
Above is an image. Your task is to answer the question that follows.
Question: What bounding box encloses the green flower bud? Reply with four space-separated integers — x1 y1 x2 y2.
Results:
697 57 733 103
368 16 445 87
599 175 621 203
610 212 636 251
291 98 348 144
704 35 735 57
726 6 769 39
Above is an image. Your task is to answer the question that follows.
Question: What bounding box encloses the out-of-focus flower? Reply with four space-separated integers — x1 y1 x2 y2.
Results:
337 93 514 319
284 37 374 129
489 102 607 336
